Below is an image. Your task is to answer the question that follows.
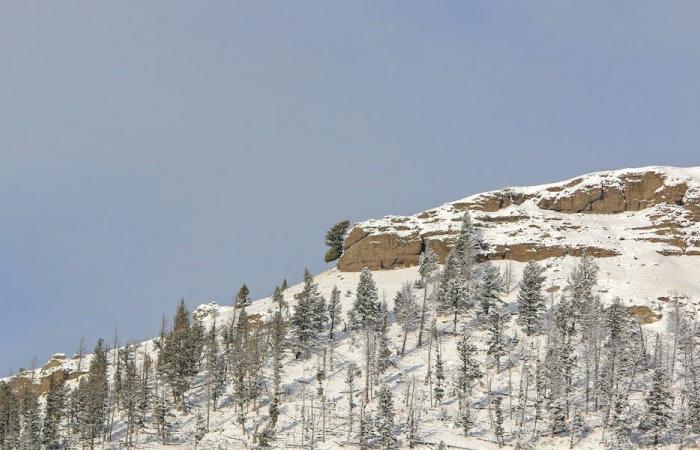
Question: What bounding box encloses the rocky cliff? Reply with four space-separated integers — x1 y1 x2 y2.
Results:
338 167 700 271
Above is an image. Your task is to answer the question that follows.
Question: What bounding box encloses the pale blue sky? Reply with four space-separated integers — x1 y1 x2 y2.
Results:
1 1 698 373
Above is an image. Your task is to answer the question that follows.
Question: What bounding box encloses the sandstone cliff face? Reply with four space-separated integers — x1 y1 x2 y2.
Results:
338 167 700 271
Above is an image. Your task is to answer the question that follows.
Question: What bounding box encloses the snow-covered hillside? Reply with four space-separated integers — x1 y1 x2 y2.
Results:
3 167 700 450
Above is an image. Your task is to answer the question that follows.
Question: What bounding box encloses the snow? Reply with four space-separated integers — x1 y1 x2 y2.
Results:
5 166 700 449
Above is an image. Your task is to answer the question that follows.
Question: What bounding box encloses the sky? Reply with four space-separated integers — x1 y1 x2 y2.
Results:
1 1 699 373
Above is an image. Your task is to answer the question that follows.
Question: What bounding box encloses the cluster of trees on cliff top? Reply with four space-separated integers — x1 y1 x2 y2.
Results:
1 212 696 449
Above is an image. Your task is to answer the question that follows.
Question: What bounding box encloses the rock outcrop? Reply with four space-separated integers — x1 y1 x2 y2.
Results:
338 167 700 271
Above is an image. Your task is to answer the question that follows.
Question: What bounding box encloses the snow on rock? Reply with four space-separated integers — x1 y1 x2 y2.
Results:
338 166 700 271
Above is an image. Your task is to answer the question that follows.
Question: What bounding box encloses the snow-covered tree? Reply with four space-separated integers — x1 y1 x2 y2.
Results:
456 334 481 395
350 267 381 402
328 285 342 341
479 263 504 321
375 384 397 450
437 212 481 332
393 283 420 356
640 366 673 446
416 247 439 347
516 261 546 335
486 302 509 372
493 396 505 447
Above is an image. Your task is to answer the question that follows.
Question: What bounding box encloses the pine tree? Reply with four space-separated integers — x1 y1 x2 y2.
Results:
79 338 109 449
479 263 504 321
324 220 350 262
0 380 20 449
437 212 480 332
567 253 599 326
119 344 140 447
640 366 673 445
236 284 251 308
606 394 632 450
493 396 505 447
269 302 286 429
416 247 439 347
19 384 41 450
350 267 381 402
271 285 288 315
376 384 397 450
205 320 223 423
456 334 481 395
291 271 325 358
486 302 509 372
160 300 202 412
376 309 393 376
516 261 546 335
434 342 445 405
345 363 361 443
42 371 67 449
328 285 342 340
231 306 249 432
393 283 420 356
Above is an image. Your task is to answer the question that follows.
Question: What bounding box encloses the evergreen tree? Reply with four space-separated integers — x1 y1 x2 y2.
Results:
493 396 505 447
271 285 288 315
269 301 287 429
324 220 350 262
434 342 445 405
236 284 251 308
456 334 481 395
640 366 673 446
231 306 249 431
437 212 480 332
160 300 202 412
486 302 509 372
416 247 439 347
516 261 546 335
42 372 66 449
375 384 397 450
350 267 381 402
0 380 20 448
19 385 41 450
393 283 420 356
375 309 393 376
80 338 109 449
328 285 342 340
567 253 599 326
479 263 504 321
291 270 324 358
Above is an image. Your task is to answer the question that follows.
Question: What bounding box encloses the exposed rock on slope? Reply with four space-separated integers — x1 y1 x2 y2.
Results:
338 167 700 271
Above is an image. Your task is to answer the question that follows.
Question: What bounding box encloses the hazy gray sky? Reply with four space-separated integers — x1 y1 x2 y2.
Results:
1 1 698 373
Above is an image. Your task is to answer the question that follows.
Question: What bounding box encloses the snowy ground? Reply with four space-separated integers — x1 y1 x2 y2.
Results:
17 249 697 450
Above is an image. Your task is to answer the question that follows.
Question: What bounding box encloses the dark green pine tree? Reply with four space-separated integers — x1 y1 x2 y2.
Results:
516 261 546 336
324 220 350 262
236 284 251 308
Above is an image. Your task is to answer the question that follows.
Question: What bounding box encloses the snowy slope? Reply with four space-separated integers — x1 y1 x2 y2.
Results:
6 167 700 449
